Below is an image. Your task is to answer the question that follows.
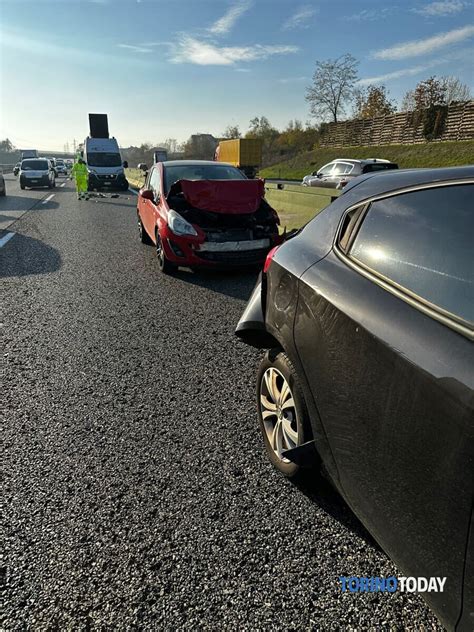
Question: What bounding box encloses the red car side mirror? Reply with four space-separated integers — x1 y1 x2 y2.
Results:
140 189 154 201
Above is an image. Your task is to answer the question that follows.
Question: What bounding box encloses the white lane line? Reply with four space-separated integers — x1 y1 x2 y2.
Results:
128 188 138 196
0 232 15 248
42 194 55 204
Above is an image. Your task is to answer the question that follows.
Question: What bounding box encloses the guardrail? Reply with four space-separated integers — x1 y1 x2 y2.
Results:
263 181 340 218
0 164 15 174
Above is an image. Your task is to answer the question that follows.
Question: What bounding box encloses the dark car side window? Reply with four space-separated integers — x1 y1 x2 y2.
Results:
349 183 473 325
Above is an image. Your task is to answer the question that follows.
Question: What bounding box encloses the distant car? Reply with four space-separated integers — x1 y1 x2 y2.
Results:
302 158 398 189
236 166 474 632
136 160 281 273
0 173 5 196
13 163 20 176
19 158 56 190
55 159 67 176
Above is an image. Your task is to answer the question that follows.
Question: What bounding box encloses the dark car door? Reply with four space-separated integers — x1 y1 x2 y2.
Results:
294 182 473 629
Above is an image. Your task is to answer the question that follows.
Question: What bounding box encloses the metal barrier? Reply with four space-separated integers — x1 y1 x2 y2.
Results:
0 164 15 174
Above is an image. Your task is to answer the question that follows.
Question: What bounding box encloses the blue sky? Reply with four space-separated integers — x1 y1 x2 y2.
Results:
1 0 473 150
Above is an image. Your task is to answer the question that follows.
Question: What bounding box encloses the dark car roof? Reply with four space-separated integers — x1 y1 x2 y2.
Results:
341 166 474 199
161 160 231 167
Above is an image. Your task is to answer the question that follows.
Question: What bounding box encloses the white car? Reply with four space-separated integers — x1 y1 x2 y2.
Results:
19 158 56 190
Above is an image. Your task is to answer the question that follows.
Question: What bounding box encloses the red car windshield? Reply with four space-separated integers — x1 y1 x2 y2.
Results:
163 164 245 194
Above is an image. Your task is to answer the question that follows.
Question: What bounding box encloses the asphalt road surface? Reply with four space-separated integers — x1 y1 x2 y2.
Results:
2 174 444 629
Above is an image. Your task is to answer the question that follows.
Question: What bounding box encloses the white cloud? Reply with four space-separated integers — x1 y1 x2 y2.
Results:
170 36 298 65
118 44 153 53
413 1 466 17
208 1 251 35
373 25 474 59
357 65 431 85
346 7 394 21
282 5 316 30
278 76 308 84
358 46 473 85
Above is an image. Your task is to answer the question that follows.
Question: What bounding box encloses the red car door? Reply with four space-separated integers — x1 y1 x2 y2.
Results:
140 168 159 242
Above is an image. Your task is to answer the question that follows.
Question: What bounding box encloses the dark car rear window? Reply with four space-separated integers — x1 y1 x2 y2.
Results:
349 183 473 325
362 163 398 173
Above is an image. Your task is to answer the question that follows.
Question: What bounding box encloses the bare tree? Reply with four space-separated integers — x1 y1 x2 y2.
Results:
354 85 396 119
222 125 241 139
305 54 359 123
439 76 471 104
400 89 416 112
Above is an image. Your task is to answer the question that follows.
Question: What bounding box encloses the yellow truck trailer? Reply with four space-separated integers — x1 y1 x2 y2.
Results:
215 139 262 178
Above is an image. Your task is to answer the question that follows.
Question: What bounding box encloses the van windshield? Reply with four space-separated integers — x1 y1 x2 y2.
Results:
87 152 122 167
21 160 48 170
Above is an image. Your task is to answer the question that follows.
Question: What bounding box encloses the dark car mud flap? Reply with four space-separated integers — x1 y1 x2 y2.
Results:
281 440 317 467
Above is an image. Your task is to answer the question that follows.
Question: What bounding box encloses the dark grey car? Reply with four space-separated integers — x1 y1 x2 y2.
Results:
236 166 473 631
302 158 398 189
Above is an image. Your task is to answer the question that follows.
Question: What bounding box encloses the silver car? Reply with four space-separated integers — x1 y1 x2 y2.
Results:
302 158 398 189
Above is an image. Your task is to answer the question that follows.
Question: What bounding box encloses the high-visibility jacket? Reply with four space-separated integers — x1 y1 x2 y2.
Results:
71 162 88 180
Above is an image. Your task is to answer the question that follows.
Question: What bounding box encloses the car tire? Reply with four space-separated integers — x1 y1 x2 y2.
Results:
0 187 5 197
155 229 175 274
256 349 314 478
138 214 152 244
20 183 25 190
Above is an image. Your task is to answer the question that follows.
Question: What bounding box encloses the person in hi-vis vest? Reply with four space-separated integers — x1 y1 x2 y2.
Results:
71 158 89 200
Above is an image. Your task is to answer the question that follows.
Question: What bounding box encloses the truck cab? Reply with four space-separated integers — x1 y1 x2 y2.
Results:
83 137 128 191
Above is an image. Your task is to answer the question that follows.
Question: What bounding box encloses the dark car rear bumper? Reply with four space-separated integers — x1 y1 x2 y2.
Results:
235 275 280 347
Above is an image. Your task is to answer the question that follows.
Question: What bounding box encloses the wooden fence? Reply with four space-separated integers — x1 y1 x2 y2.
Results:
320 101 474 147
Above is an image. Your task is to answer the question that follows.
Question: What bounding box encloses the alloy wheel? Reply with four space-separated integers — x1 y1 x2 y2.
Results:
259 367 299 461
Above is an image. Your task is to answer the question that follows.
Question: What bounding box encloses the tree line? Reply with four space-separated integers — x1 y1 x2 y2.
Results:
2 59 470 168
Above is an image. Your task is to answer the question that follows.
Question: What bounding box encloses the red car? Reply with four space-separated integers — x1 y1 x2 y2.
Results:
136 160 281 273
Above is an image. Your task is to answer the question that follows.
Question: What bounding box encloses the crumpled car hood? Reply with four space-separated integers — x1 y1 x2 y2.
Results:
167 179 265 214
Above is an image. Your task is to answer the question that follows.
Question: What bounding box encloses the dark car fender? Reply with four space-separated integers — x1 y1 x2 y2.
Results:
235 267 343 491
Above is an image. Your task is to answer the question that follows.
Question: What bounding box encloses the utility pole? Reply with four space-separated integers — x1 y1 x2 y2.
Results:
73 139 76 155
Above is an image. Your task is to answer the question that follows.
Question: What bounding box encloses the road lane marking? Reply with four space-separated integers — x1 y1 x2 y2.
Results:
128 188 138 195
0 232 15 248
42 194 55 204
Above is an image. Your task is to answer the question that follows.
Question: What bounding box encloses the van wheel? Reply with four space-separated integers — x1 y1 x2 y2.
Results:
155 230 175 274
20 183 25 190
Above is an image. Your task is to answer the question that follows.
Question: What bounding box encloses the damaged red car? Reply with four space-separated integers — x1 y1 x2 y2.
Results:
136 160 281 273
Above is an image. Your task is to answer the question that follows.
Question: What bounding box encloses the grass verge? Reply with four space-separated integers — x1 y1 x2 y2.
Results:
126 168 145 189
260 140 474 180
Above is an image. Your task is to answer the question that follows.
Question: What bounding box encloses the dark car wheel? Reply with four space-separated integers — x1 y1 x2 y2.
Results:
257 349 313 478
155 230 175 274
138 215 152 244
20 182 25 190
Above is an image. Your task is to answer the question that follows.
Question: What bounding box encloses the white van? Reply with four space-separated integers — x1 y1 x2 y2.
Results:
83 137 129 191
